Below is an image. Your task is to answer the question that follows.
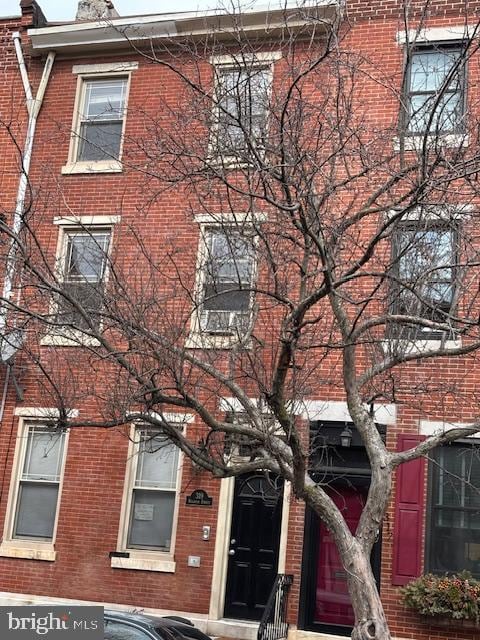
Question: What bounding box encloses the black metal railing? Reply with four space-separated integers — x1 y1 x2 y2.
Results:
257 574 293 640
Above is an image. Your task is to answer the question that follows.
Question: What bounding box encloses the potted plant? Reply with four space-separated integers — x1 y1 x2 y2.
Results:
401 572 480 629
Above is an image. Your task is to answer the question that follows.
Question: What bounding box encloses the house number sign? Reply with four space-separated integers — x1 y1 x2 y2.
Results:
186 489 213 506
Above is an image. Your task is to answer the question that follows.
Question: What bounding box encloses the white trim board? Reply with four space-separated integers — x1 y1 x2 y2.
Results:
302 400 396 425
397 25 478 44
419 419 480 438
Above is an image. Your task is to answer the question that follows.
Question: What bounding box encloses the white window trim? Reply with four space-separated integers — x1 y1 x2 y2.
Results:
397 25 477 45
72 62 139 75
0 415 71 562
209 52 282 65
112 415 190 573
186 221 257 350
209 54 278 167
53 215 121 226
386 204 473 222
62 63 137 175
382 337 462 355
40 221 116 347
393 133 470 151
419 419 479 438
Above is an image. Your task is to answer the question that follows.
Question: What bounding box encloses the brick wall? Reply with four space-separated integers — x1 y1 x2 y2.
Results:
0 2 479 639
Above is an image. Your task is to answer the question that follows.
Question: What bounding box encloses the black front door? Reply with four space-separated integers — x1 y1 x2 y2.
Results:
224 473 283 621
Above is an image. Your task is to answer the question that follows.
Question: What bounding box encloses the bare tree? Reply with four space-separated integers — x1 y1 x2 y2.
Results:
2 2 480 639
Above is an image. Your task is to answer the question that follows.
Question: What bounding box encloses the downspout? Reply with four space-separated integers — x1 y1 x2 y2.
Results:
1 36 56 330
0 35 55 421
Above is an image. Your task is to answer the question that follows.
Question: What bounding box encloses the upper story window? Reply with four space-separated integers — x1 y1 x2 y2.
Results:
12 425 67 542
427 445 480 578
406 45 465 135
77 78 127 162
127 429 180 552
199 227 256 335
57 229 111 330
392 222 456 332
213 64 271 156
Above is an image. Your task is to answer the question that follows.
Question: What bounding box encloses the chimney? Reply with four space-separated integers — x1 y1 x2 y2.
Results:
76 0 119 20
20 0 47 27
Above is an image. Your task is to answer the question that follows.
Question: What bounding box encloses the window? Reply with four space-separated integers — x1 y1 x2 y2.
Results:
428 445 480 577
12 425 67 541
213 65 271 155
199 227 256 335
57 229 111 330
392 223 456 331
76 78 127 162
126 429 180 552
105 620 159 640
406 46 465 135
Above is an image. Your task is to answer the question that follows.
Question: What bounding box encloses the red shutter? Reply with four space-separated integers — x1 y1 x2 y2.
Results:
391 434 426 586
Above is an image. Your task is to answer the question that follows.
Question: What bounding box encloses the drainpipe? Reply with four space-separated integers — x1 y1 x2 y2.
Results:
0 35 55 420
0 36 56 333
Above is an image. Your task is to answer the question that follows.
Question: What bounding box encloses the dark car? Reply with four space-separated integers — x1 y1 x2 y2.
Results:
104 610 212 640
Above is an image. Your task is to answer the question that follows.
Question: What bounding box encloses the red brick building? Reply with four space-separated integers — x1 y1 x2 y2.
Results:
0 2 479 640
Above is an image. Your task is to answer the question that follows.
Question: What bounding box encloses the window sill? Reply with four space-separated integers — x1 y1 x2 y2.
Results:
185 332 250 350
111 555 175 573
393 133 469 151
208 155 262 170
0 543 56 562
61 160 122 175
40 332 100 347
384 337 462 355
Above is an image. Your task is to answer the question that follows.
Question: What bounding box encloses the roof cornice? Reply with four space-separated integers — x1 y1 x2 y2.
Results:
28 2 341 54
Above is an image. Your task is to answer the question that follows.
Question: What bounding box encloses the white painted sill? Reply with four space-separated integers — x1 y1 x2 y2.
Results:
185 332 250 350
383 337 462 355
393 133 469 151
40 332 100 347
111 555 175 573
0 543 56 562
61 160 123 175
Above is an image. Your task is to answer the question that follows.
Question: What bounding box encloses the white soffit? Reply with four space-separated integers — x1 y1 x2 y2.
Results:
28 2 340 53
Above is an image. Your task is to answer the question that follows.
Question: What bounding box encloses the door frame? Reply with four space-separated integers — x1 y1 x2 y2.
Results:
209 476 291 620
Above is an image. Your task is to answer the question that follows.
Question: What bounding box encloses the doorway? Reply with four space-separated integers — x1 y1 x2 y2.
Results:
299 421 385 636
224 473 284 620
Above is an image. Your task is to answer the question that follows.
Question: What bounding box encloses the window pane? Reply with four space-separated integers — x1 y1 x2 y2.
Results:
410 50 460 92
429 446 480 577
201 230 255 332
56 282 104 329
135 433 179 489
409 92 462 134
203 284 250 312
78 121 123 161
105 621 153 640
14 482 58 540
22 427 65 482
397 227 454 316
83 79 126 120
65 233 110 282
206 231 254 285
217 67 269 150
127 489 175 550
408 48 463 133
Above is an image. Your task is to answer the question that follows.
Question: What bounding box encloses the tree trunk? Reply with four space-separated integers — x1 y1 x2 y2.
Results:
345 540 391 640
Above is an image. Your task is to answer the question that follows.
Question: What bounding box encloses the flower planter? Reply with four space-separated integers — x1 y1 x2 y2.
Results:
422 616 480 630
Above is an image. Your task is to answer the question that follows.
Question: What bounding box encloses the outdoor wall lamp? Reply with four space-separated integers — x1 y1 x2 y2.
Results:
340 425 353 448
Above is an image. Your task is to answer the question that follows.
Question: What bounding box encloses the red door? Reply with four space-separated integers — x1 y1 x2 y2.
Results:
314 486 367 626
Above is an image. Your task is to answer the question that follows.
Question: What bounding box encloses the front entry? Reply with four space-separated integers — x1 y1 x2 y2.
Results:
299 421 384 637
224 473 283 620
315 485 370 627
